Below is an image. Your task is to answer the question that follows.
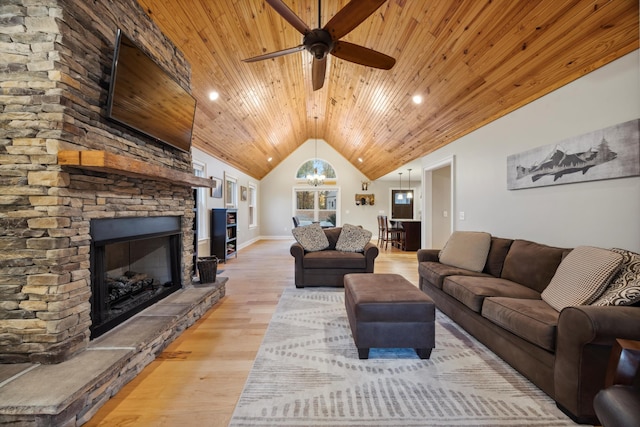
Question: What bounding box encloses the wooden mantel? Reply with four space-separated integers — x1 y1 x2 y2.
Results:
58 150 214 188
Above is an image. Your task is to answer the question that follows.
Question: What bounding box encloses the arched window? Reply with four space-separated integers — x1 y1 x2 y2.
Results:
293 159 339 227
296 159 337 180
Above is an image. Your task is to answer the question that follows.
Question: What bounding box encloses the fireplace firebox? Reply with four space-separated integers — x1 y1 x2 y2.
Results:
90 216 183 338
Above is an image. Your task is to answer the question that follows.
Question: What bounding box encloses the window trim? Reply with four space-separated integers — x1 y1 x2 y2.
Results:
292 186 340 227
248 182 257 229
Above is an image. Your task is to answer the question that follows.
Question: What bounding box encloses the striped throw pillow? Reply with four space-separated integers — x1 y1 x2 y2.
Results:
541 246 623 311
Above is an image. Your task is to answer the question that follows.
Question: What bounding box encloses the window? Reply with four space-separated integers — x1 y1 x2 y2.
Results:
391 189 414 220
294 188 338 227
192 161 206 240
248 183 257 228
296 159 337 180
225 173 238 208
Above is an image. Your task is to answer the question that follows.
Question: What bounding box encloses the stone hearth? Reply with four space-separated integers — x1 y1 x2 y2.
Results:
0 279 226 425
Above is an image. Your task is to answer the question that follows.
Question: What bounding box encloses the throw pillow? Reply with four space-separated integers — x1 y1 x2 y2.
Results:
591 248 640 306
438 231 491 272
541 246 623 311
291 223 329 252
335 223 372 252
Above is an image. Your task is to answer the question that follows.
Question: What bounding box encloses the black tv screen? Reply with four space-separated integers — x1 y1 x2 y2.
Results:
107 29 197 153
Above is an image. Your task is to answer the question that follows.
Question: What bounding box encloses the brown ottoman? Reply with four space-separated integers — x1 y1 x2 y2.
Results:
344 273 435 359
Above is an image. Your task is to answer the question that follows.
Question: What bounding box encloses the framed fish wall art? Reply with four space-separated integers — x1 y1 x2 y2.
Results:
507 118 640 190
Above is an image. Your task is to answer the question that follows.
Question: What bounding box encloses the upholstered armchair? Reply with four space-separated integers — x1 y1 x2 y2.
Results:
593 338 640 427
290 226 379 288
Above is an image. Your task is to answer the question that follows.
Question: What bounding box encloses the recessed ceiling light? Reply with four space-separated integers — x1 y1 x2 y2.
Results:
358 157 363 163
267 157 273 162
209 91 219 101
412 94 423 104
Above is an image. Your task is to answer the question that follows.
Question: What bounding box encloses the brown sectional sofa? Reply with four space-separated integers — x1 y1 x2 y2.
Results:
291 227 379 288
417 237 640 424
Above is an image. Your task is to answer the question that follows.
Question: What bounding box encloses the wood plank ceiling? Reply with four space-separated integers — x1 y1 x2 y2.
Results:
136 0 638 180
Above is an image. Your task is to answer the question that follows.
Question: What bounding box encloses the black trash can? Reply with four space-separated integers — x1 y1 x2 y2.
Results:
197 256 218 284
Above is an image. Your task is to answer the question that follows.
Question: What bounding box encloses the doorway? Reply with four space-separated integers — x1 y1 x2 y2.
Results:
422 156 455 249
391 189 414 219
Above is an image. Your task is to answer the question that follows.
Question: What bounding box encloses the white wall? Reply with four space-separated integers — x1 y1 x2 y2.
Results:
191 147 261 255
260 139 386 237
420 51 640 252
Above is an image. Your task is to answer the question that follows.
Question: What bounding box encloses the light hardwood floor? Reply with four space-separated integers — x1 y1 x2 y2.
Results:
85 239 419 426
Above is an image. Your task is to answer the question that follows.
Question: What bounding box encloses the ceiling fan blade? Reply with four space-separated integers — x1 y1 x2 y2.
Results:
323 0 386 41
331 40 395 69
242 45 305 63
266 0 311 35
312 56 327 91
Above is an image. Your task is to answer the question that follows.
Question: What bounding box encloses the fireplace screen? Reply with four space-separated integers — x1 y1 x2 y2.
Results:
90 216 182 338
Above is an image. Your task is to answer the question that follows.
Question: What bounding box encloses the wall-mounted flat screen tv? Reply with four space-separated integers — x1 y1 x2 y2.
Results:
107 29 197 153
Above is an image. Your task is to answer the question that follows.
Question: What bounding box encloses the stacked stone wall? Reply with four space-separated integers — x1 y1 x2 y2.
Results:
0 0 196 363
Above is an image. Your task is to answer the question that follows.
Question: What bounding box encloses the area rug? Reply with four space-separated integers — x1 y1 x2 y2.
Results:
229 287 580 426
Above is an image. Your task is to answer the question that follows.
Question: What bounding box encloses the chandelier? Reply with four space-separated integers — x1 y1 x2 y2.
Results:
397 172 404 200
307 116 325 186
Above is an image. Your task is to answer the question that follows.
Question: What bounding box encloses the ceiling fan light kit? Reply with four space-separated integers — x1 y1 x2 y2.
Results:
243 0 396 91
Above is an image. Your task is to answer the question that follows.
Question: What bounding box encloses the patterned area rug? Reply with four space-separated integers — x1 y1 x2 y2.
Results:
229 287 580 426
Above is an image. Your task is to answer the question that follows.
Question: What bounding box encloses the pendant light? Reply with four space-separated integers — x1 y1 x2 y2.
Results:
306 116 325 186
397 172 404 200
407 168 413 199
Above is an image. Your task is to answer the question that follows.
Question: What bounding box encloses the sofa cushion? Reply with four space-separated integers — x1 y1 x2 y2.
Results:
501 239 568 293
302 250 366 269
542 246 623 311
592 248 640 306
291 223 329 252
482 297 559 352
336 223 372 252
418 261 489 289
443 276 542 313
324 227 342 250
482 237 514 277
438 231 491 272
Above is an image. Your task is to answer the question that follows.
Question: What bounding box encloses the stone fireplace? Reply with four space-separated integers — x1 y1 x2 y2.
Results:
89 216 183 338
0 0 213 364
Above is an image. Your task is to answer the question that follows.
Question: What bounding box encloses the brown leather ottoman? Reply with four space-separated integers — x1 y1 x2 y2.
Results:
344 273 435 359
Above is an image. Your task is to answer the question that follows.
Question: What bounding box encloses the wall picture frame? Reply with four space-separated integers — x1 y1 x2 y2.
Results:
507 118 640 190
240 186 248 201
224 171 238 208
210 176 222 198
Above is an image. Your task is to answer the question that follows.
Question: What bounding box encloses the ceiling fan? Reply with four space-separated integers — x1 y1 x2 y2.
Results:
243 0 396 91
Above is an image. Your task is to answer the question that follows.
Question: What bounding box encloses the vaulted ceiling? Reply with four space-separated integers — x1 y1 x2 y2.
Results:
136 0 638 180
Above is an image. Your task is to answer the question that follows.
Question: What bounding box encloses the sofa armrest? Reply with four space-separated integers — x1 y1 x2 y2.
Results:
558 306 640 347
554 305 640 421
363 242 380 272
290 242 305 259
417 249 440 263
290 243 305 287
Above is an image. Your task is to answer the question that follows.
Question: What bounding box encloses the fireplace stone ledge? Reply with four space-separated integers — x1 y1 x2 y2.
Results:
0 278 227 426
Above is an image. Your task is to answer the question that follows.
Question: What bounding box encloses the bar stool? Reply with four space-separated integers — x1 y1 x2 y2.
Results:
379 215 405 250
376 215 385 246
